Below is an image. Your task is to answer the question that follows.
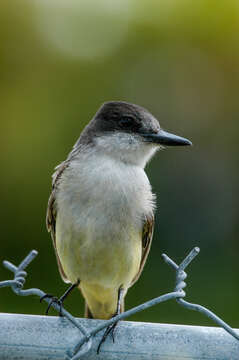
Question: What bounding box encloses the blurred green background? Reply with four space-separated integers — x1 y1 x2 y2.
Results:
0 0 238 328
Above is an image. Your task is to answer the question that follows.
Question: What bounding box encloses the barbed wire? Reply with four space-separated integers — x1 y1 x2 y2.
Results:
1 247 238 359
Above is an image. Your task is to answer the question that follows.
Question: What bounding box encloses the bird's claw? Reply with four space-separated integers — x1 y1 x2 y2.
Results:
97 320 118 354
40 294 63 316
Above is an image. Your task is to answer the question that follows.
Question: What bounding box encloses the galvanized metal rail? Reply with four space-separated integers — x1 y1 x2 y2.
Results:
0 313 238 360
0 248 238 359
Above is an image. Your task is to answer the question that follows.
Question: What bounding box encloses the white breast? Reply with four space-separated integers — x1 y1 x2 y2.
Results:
55 150 156 288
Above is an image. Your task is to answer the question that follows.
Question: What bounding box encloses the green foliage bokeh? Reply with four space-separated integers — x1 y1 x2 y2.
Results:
0 0 238 327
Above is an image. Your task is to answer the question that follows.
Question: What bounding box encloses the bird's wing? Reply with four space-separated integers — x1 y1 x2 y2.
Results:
46 161 71 283
130 214 154 287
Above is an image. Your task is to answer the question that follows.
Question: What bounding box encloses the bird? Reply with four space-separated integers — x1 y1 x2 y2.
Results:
45 101 192 350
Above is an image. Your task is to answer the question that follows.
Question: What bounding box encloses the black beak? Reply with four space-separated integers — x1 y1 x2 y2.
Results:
143 129 192 146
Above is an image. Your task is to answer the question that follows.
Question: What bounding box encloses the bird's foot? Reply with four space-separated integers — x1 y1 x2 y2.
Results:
40 294 63 316
40 282 79 317
97 318 119 354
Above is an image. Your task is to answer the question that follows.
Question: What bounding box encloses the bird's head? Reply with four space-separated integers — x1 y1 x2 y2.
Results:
80 101 192 167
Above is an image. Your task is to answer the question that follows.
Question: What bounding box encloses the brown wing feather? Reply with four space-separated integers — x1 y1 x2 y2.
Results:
46 161 71 283
130 214 154 287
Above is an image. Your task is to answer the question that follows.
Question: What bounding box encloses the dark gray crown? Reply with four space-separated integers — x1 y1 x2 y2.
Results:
79 101 160 146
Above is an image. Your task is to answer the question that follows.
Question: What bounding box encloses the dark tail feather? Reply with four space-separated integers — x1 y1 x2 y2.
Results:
85 302 94 318
120 299 124 314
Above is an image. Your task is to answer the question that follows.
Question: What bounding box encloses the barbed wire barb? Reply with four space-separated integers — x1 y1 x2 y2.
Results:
162 247 239 343
2 250 92 358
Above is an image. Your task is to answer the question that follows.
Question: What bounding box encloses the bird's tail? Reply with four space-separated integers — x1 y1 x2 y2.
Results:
85 302 94 318
84 300 124 319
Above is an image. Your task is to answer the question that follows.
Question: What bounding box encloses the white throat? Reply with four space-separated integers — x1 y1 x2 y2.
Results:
94 132 159 168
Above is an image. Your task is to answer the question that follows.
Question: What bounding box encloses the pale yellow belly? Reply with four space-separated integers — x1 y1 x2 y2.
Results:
56 222 142 290
56 224 142 319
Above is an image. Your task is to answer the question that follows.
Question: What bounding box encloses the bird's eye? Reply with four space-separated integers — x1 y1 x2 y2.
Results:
119 116 135 128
